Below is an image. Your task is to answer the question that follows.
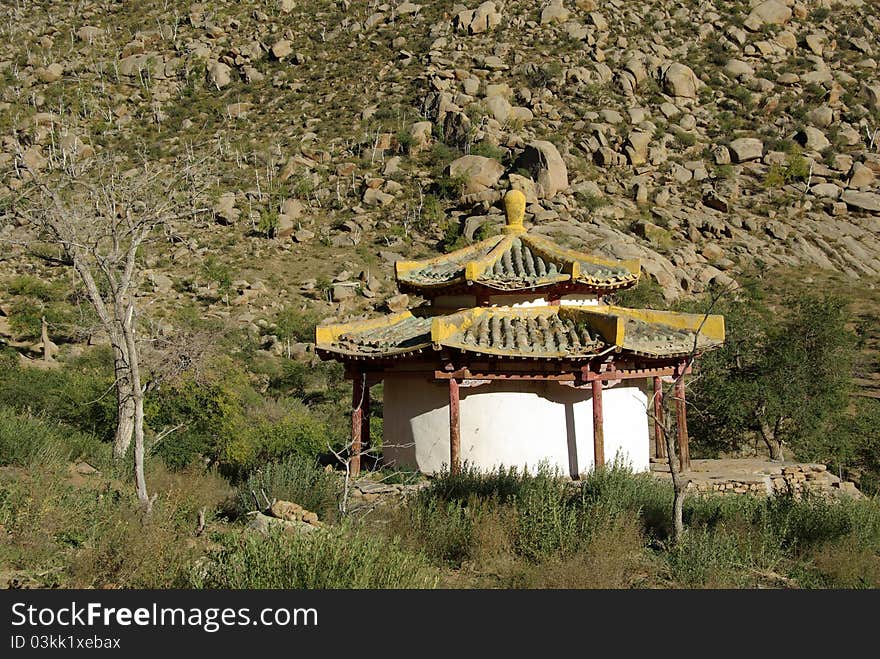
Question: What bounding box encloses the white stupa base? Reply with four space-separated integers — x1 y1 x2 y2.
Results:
381 376 650 477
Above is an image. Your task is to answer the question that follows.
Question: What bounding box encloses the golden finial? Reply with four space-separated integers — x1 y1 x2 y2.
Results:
503 189 526 234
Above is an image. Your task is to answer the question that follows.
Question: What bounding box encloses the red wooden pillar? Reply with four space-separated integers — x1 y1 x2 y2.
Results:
361 382 371 455
592 379 605 469
675 377 690 471
449 377 461 474
653 376 666 459
350 372 364 478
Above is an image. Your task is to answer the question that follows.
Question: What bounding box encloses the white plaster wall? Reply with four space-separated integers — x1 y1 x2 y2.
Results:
382 376 649 476
433 293 599 309
559 294 599 306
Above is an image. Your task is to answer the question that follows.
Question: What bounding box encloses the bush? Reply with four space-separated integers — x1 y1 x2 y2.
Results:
0 350 117 441
189 527 438 589
0 406 111 470
235 455 340 521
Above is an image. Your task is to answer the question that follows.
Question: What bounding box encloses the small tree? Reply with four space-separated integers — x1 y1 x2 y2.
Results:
691 292 856 462
12 151 209 513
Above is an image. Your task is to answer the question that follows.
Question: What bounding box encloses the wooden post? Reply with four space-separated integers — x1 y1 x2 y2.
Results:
675 377 690 471
351 372 364 478
592 379 605 470
361 382 371 455
449 377 461 474
653 376 666 459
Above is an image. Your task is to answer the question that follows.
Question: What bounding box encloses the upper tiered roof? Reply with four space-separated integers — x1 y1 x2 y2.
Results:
395 190 639 297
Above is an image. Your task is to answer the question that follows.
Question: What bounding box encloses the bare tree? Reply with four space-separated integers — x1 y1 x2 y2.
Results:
648 285 732 543
12 150 209 513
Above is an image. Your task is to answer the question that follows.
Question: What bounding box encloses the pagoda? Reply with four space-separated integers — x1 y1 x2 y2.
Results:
316 190 725 477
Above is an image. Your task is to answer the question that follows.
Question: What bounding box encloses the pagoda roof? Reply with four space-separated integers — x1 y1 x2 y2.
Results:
395 190 640 296
315 305 725 363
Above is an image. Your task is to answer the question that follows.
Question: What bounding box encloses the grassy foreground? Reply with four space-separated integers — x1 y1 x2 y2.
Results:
1 406 879 589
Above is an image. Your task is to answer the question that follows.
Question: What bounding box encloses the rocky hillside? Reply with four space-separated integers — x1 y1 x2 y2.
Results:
1 0 879 354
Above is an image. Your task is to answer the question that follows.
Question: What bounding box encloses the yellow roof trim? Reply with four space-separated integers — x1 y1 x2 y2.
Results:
558 307 626 346
395 235 505 280
315 310 415 346
464 234 515 283
604 305 726 342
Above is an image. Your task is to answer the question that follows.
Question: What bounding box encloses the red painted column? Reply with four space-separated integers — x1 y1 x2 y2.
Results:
449 377 461 475
653 376 666 459
675 377 690 471
361 382 371 456
592 379 605 469
351 372 364 478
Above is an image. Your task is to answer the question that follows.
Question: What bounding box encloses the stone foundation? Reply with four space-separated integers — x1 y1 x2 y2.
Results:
650 458 862 498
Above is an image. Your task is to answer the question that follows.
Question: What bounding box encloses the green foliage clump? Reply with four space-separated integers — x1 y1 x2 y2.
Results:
0 349 117 441
575 191 609 212
235 455 340 520
0 406 111 470
273 307 319 343
609 277 667 309
189 527 438 589
4 275 85 342
469 141 506 161
439 217 466 253
200 256 233 298
434 171 468 200
764 147 810 189
690 290 855 461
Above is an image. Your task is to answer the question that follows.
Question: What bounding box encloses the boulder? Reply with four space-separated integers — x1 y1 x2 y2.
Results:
448 155 505 195
271 39 292 60
841 190 880 213
661 62 699 99
485 95 511 122
208 61 232 89
625 131 651 166
456 2 501 34
35 63 63 83
795 127 830 152
512 141 569 198
728 138 764 163
744 0 792 32
810 183 841 199
385 294 410 313
213 192 239 223
865 84 880 111
724 59 754 80
848 162 875 189
540 0 570 24
248 512 317 535
363 188 395 206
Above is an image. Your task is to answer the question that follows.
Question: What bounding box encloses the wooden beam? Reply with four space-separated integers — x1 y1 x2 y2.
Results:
449 377 461 475
653 376 666 459
592 379 605 470
350 372 364 478
675 377 690 471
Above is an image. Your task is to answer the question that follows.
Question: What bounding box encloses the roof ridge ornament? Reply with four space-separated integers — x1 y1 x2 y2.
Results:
502 189 526 235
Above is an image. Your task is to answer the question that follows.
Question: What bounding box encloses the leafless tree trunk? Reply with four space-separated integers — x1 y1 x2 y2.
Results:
758 417 785 462
661 378 691 543
12 149 209 514
648 284 734 544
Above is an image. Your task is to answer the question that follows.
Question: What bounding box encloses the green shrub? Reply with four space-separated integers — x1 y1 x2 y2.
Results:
0 406 111 469
236 455 340 520
190 527 438 589
0 354 117 441
405 495 476 564
273 307 319 342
